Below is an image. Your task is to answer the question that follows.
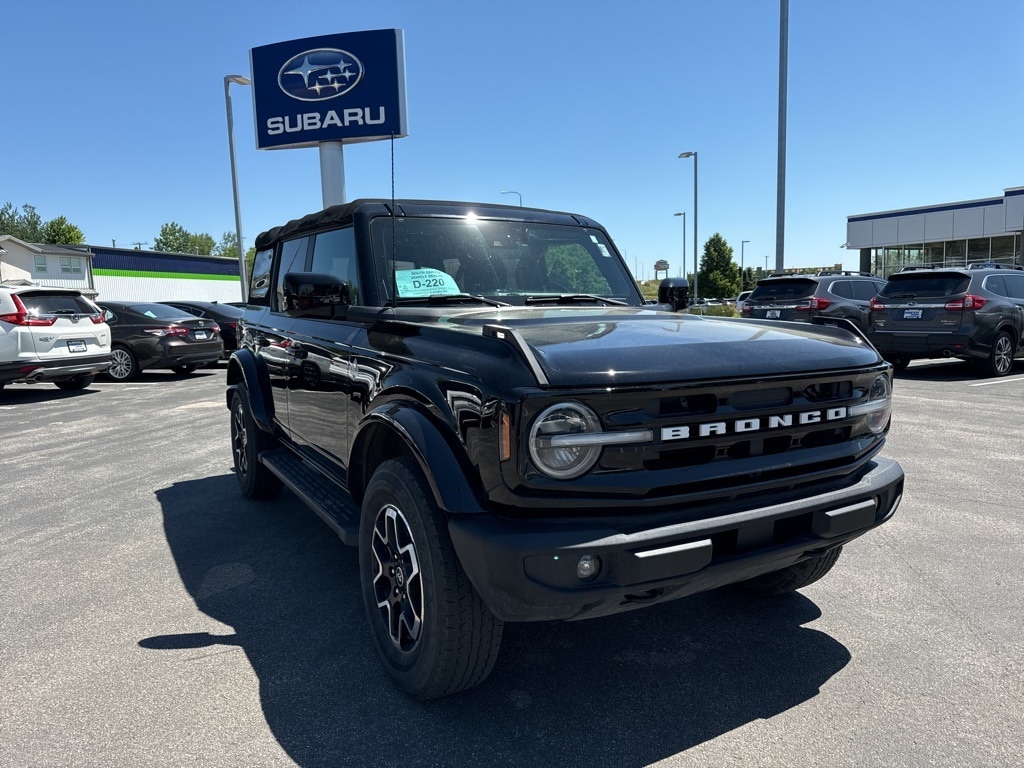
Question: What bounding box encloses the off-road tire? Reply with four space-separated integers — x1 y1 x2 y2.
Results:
738 546 843 595
55 374 95 391
359 457 503 700
229 388 282 499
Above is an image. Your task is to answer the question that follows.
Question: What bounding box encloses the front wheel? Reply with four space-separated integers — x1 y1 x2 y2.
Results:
55 374 95 391
359 457 503 700
737 547 843 595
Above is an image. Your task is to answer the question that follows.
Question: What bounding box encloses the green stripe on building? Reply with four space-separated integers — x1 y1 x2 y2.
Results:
93 268 239 281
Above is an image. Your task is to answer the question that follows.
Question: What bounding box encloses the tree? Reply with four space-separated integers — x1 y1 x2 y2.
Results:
0 202 45 242
212 231 240 259
154 222 215 255
41 216 85 245
697 233 740 299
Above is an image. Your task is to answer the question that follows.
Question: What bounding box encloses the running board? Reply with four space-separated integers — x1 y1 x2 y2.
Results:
259 448 360 546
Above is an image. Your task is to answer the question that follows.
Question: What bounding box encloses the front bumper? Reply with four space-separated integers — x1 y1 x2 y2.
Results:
449 456 904 622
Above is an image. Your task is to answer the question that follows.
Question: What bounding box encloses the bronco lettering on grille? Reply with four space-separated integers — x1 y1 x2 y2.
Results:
660 407 849 442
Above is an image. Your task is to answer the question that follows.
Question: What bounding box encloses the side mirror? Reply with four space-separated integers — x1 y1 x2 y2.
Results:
658 277 690 312
282 272 351 317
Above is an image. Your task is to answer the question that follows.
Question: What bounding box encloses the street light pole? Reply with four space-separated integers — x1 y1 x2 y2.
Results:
679 152 698 300
673 212 686 279
224 74 251 301
741 240 750 290
501 190 522 207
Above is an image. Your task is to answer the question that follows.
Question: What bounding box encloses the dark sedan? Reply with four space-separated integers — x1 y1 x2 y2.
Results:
97 301 224 381
158 300 245 353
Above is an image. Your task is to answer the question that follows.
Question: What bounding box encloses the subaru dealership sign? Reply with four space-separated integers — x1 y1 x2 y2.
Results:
250 29 407 150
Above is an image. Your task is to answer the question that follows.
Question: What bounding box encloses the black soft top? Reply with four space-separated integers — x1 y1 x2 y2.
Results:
253 199 599 251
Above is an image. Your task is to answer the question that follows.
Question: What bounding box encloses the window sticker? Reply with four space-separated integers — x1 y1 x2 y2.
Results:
396 268 461 297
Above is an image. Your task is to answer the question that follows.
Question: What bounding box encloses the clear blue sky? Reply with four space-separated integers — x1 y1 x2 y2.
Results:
5 0 1022 281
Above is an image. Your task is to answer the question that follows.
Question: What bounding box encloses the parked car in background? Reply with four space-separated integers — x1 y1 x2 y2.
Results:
158 300 244 354
97 301 223 381
1 281 111 394
735 290 752 313
742 271 885 331
867 263 1024 376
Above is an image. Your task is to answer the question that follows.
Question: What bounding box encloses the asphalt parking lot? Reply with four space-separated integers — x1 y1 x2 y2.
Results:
1 360 1022 768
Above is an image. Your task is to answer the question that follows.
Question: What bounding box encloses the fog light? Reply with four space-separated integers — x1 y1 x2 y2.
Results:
577 554 601 581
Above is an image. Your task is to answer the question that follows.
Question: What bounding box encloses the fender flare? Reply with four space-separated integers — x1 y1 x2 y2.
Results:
352 403 486 515
225 348 275 433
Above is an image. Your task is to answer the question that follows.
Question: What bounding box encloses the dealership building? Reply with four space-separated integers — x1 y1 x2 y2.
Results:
846 186 1024 277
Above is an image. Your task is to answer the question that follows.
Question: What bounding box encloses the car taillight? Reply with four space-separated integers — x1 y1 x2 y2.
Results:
209 323 221 334
796 297 831 311
869 298 885 312
0 295 58 326
144 327 190 337
741 304 752 314
89 313 106 324
944 294 987 311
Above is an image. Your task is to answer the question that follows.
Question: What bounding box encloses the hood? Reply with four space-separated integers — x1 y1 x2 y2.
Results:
439 307 881 387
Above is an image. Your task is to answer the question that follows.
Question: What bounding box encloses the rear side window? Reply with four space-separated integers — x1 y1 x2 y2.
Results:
879 273 970 298
984 276 1008 297
852 281 884 300
1004 274 1024 299
829 281 853 299
750 280 816 300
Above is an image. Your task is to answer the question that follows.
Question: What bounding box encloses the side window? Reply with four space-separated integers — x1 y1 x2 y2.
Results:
829 281 853 299
275 237 311 310
984 275 1007 297
852 281 881 300
249 249 275 302
1003 274 1024 300
310 228 361 303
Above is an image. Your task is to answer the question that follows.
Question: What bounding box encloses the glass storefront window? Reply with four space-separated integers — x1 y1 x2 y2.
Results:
925 243 944 265
991 236 1015 264
968 238 990 262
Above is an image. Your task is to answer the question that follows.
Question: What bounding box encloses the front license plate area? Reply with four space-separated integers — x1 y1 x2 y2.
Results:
902 309 922 320
67 339 87 352
766 309 781 319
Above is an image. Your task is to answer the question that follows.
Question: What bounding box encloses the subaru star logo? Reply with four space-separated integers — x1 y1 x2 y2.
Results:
278 48 364 102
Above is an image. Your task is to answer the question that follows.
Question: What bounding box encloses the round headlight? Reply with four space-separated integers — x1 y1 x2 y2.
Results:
528 402 602 480
851 373 892 434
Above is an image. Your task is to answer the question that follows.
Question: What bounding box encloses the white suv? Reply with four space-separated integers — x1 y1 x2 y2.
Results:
0 281 112 394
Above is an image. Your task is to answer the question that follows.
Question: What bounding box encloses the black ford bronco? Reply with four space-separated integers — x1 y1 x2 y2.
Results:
226 199 904 699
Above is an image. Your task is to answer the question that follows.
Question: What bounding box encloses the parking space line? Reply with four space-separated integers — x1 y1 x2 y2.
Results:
968 375 1024 387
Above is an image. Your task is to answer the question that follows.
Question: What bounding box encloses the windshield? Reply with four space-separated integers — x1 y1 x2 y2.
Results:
879 273 970 298
370 216 640 305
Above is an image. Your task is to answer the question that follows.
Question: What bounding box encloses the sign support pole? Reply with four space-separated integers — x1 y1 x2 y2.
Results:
320 141 346 208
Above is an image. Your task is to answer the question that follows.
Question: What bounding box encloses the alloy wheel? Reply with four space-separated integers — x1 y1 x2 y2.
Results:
993 334 1013 375
370 504 423 651
108 348 134 380
231 402 249 477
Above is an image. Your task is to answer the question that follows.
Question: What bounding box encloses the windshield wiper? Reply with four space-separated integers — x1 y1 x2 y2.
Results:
397 293 510 307
524 294 628 306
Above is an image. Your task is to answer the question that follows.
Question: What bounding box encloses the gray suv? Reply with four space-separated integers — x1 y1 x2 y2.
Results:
742 271 886 331
867 263 1024 376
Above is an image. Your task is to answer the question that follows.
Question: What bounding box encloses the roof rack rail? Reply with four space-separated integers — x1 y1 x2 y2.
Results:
815 269 875 277
967 262 1023 270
